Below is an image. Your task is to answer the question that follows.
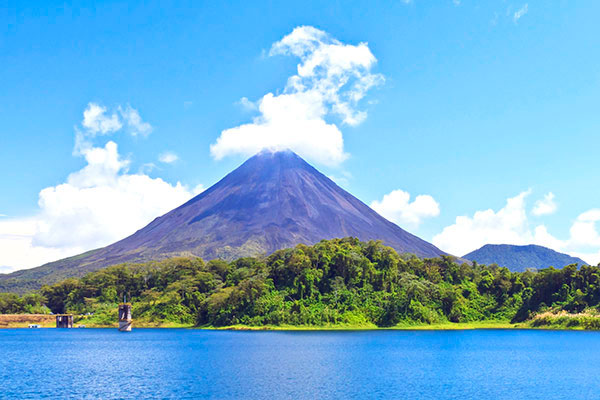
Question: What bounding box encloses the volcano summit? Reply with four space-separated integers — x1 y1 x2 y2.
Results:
1 150 448 292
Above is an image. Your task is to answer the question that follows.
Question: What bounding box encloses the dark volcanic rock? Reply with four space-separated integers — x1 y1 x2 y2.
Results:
463 244 589 272
1 150 448 292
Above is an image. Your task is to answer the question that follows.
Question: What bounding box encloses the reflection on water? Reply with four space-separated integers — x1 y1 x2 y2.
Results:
1 329 599 399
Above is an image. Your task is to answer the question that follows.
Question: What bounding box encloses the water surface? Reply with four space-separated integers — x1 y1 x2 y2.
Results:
1 329 598 399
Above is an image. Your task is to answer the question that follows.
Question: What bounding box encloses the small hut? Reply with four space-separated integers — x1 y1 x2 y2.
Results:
56 314 73 328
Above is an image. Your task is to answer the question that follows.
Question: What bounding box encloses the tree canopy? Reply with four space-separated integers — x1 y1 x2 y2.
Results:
2 238 600 328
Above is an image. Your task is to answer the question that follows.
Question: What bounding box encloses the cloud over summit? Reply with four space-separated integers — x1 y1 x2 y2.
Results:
210 26 383 166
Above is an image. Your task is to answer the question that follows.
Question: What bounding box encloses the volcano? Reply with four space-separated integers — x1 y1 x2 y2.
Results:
1 150 448 292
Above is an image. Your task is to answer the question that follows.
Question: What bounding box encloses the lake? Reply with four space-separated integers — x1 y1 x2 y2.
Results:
1 328 598 399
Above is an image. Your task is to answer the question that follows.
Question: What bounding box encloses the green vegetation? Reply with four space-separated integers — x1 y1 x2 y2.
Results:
2 238 600 329
0 292 50 314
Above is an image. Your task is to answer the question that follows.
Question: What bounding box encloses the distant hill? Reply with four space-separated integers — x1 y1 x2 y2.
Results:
0 150 450 293
463 244 589 272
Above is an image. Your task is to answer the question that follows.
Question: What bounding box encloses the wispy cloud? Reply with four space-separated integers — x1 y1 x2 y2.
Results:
159 151 179 164
490 12 499 26
139 163 157 174
327 170 353 189
76 103 153 154
513 4 528 23
237 97 258 112
401 0 459 5
119 105 153 137
76 103 153 156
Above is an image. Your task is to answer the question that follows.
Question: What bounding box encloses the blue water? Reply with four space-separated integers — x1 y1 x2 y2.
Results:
1 329 599 399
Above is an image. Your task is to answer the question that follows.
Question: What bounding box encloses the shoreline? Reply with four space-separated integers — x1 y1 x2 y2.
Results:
1 316 598 331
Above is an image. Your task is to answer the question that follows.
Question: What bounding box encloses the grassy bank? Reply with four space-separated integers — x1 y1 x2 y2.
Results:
210 320 522 330
392 320 522 330
4 314 600 330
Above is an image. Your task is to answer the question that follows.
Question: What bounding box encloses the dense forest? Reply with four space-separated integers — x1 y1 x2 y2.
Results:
2 238 600 329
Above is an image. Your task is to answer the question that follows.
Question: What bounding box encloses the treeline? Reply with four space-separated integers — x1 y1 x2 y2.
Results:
1 238 599 327
0 292 49 314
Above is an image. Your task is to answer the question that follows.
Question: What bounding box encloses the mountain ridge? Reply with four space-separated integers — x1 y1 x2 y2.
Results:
463 244 588 272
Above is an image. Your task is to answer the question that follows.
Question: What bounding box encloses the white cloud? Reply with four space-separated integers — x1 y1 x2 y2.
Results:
371 189 440 228
569 210 600 249
192 183 206 195
31 141 192 250
539 210 600 265
0 106 197 273
0 217 72 271
210 26 383 166
433 191 532 256
75 103 153 156
82 103 122 135
80 103 152 140
532 192 557 216
119 105 153 137
238 97 258 112
568 208 600 264
159 151 179 164
432 191 600 265
327 170 353 189
139 162 157 174
513 4 528 23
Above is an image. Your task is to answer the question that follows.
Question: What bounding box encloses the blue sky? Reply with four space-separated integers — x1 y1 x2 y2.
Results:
1 0 599 271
